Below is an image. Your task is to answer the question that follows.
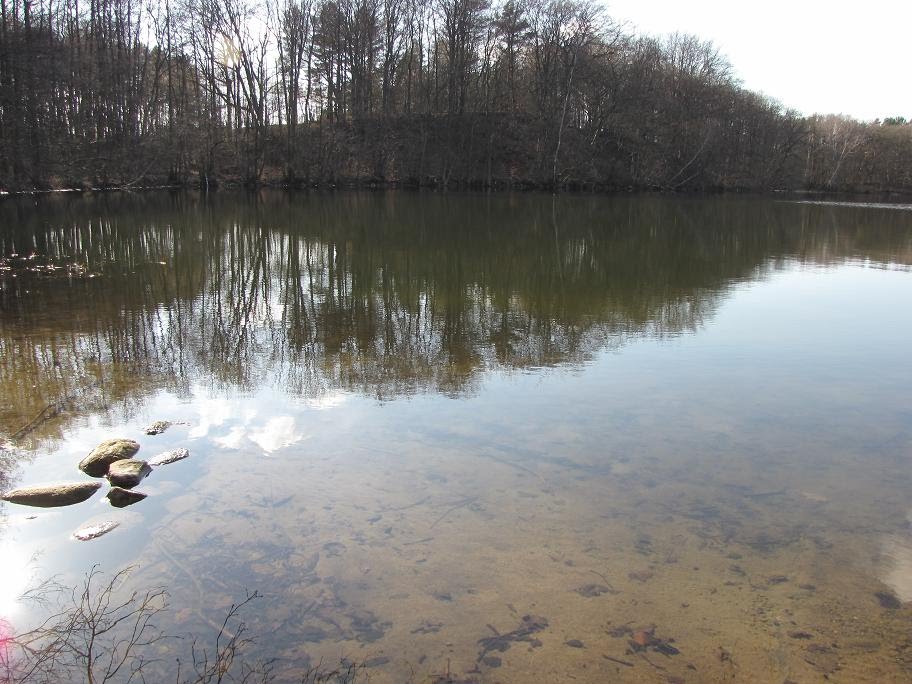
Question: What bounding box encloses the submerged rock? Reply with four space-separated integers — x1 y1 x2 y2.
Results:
575 583 616 597
875 591 902 609
144 420 171 435
79 439 140 477
106 459 152 488
73 520 119 541
106 487 148 508
1 481 102 508
148 448 190 467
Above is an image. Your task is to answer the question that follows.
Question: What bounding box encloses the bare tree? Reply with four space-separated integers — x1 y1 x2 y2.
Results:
271 0 314 179
1 0 910 192
3 566 274 684
5 566 171 683
436 0 489 114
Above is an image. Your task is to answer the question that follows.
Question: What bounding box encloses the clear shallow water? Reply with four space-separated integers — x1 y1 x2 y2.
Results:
1 192 912 682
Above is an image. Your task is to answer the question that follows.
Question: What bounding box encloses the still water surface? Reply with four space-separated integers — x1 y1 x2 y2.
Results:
1 192 911 682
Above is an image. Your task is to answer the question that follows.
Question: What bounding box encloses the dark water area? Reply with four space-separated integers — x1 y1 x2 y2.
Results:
1 191 911 682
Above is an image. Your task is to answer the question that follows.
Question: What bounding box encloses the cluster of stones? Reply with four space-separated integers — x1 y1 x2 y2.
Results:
0 423 189 540
78 438 151 504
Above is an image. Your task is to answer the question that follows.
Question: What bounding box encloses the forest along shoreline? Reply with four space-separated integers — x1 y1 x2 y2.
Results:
1 0 910 195
4 186 912 205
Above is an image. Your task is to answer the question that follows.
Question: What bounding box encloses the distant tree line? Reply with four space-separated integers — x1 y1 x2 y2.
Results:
1 0 911 192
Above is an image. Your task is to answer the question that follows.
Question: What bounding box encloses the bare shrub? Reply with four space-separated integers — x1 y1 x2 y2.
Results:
2 566 277 684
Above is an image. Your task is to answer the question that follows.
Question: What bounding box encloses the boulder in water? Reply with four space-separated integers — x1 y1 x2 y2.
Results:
144 420 171 435
106 487 147 508
79 439 140 477
148 448 190 467
73 520 119 541
106 459 152 488
1 481 102 508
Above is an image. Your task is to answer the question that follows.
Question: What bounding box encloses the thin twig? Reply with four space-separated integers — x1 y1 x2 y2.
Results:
431 497 478 528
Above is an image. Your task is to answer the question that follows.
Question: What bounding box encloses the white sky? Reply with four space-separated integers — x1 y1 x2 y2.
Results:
606 0 912 121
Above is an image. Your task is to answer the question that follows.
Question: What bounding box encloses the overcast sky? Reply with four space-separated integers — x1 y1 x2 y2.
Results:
606 0 911 121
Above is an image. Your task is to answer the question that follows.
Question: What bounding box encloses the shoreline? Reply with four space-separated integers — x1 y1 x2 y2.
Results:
4 180 912 204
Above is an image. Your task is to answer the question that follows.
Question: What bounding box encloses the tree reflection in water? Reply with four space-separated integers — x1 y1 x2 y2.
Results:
1 191 911 445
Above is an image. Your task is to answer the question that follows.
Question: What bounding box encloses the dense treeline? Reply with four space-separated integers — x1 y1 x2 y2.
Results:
1 0 911 192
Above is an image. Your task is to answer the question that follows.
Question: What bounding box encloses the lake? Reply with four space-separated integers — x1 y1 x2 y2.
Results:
1 191 911 682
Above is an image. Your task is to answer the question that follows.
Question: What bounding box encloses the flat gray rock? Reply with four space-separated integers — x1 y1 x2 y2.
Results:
73 520 119 541
144 420 172 435
148 448 190 467
1 481 102 507
79 439 140 477
106 459 152 488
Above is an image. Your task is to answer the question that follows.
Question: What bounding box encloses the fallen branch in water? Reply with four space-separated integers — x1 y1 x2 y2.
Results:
10 403 62 442
431 497 478 528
